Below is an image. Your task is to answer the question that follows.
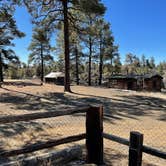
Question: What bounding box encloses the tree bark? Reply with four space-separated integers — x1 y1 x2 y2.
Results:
0 51 3 82
99 36 103 86
75 46 79 85
88 17 93 86
110 51 113 75
62 0 71 92
40 43 44 84
88 36 92 86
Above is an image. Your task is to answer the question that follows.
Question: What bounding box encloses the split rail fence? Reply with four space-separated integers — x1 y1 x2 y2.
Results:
0 105 165 165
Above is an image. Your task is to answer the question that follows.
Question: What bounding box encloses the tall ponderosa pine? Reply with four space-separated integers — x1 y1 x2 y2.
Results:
0 5 24 82
81 14 101 86
70 32 82 85
28 27 53 83
23 0 105 92
55 28 65 73
96 19 119 84
69 9 84 85
55 21 83 85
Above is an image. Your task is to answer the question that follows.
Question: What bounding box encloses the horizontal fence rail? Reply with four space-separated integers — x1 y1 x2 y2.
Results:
0 106 89 124
103 132 166 160
142 145 166 159
103 133 129 146
0 134 86 157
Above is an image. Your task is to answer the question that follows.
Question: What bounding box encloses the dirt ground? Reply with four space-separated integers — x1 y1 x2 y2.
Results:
0 79 165 165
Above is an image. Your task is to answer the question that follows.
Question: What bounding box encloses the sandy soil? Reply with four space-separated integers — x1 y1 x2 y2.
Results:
0 79 165 165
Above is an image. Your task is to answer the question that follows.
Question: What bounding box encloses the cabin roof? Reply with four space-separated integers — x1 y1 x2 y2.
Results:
142 73 163 79
108 74 137 79
109 73 163 80
45 72 64 78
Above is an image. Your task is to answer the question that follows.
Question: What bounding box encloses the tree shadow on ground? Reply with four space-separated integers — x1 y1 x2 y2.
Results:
0 87 166 122
104 147 128 165
0 121 45 163
0 86 165 152
72 91 166 121
0 121 45 138
0 86 165 165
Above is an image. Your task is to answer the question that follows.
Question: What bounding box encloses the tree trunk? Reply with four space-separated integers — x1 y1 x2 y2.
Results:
40 43 44 84
88 17 93 86
88 36 92 86
110 52 113 75
75 46 79 85
99 36 103 86
0 51 3 82
62 0 71 92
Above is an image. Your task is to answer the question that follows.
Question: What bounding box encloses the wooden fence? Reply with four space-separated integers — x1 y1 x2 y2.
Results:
0 105 165 165
103 132 166 166
0 105 103 165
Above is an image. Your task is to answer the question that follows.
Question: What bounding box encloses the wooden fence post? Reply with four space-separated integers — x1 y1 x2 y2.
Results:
86 106 104 165
129 131 143 166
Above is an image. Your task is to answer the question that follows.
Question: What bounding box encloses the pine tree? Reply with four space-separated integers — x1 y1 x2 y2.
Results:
132 56 141 74
113 54 121 74
0 4 25 82
149 57 155 69
81 14 99 86
157 62 166 76
98 20 119 82
23 0 105 91
28 27 53 83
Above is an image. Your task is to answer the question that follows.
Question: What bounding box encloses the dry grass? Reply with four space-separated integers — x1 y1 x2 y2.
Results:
0 79 165 165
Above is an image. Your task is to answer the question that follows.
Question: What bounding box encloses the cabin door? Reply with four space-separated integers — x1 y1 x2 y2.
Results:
153 80 157 91
127 81 133 90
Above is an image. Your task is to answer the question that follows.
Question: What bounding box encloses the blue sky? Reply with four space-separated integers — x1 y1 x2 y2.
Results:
13 0 166 64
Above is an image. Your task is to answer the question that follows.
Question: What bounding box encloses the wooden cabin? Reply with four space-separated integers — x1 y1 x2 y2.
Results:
108 75 137 90
45 72 64 85
108 74 163 92
142 74 163 91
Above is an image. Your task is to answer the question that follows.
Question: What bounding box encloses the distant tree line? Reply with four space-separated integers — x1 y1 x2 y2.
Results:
5 53 166 85
122 54 166 76
1 0 166 89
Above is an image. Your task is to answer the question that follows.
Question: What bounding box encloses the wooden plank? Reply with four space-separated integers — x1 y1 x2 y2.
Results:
3 145 82 166
0 133 86 157
86 106 104 165
142 145 166 159
103 133 129 146
0 106 89 124
128 131 143 166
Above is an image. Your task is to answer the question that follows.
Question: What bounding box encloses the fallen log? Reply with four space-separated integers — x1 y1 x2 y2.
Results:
2 145 82 166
